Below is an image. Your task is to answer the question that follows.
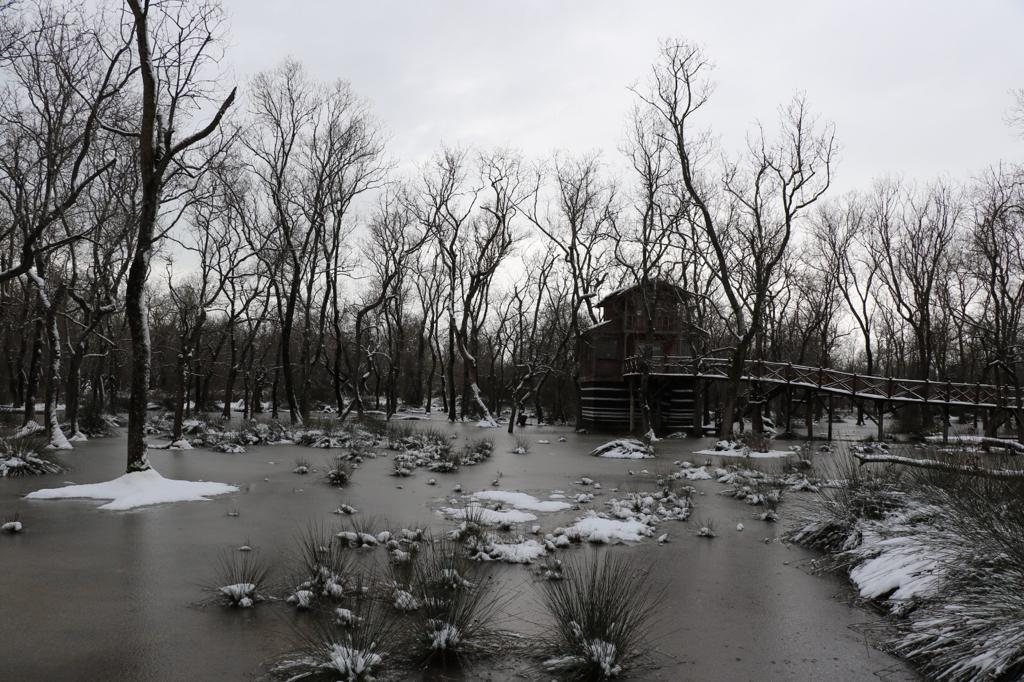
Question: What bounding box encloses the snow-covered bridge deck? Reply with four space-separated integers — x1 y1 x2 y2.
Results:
623 356 1023 411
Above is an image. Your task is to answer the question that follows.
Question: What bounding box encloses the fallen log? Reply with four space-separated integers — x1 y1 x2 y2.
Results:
926 435 1024 454
853 452 1024 479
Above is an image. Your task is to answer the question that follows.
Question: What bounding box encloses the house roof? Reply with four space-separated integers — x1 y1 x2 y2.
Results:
595 280 688 307
582 319 615 335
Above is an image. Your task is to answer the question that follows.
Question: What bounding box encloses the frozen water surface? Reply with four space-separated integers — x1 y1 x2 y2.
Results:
0 420 915 680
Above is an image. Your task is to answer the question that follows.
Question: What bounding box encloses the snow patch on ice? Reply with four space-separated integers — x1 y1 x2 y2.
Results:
567 512 652 543
442 504 537 525
471 490 571 512
25 468 237 510
477 539 547 563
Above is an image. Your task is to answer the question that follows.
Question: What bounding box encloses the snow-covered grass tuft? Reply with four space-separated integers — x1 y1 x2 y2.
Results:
397 538 511 668
590 439 654 460
2 512 24 533
537 553 661 680
325 456 354 486
272 596 400 682
288 522 355 608
461 437 494 465
696 518 716 538
512 435 530 455
428 444 461 473
786 454 906 555
209 548 271 608
0 434 63 477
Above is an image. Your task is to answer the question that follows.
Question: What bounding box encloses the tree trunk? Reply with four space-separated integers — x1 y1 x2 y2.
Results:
446 326 457 422
41 294 69 449
125 224 154 472
23 310 44 427
65 344 84 437
223 330 237 418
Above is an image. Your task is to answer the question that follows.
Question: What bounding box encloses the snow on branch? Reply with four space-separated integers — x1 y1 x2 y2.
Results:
853 452 1024 479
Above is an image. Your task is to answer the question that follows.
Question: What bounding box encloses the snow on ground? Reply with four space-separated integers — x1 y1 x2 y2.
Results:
441 503 537 525
590 439 654 459
25 469 237 510
470 490 571 512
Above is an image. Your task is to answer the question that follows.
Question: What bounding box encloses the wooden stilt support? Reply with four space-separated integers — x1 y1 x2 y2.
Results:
785 385 793 435
827 395 834 442
943 404 950 443
628 378 635 433
805 389 814 440
877 401 885 441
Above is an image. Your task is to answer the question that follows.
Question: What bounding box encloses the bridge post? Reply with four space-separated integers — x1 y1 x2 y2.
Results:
943 380 951 443
785 364 793 436
805 388 814 440
974 382 981 429
877 401 885 442
785 385 793 435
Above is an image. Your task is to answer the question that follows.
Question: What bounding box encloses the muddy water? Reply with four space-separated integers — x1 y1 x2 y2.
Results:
0 420 915 681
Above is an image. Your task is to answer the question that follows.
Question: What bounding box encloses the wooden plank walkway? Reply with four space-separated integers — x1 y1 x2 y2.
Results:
623 355 1023 411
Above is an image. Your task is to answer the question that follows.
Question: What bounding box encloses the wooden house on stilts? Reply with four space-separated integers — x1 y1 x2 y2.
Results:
577 280 704 436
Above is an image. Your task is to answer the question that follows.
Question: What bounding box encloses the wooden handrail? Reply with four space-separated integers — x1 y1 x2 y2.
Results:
622 355 1022 410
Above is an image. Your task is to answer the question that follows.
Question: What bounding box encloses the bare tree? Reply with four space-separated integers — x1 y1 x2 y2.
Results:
0 1 132 284
815 193 878 423
121 0 236 472
524 153 615 426
636 39 836 437
345 187 425 419
958 167 1024 441
434 150 525 426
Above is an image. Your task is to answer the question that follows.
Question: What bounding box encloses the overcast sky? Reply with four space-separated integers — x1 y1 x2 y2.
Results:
219 0 1024 194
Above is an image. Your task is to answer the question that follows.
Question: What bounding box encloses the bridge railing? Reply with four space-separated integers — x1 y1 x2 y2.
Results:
623 355 1021 410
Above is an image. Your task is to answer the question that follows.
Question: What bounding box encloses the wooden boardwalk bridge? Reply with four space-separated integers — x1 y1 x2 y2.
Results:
622 355 1023 440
